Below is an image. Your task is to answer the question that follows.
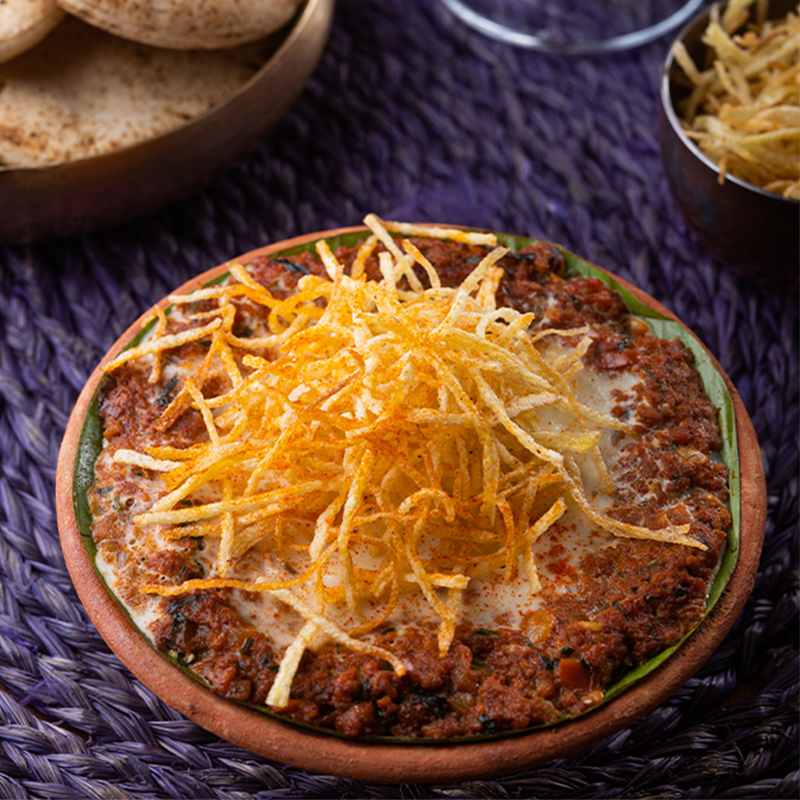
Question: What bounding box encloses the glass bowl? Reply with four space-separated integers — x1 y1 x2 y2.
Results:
440 0 705 53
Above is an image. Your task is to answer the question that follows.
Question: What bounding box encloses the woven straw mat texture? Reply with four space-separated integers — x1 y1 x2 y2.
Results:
0 0 797 797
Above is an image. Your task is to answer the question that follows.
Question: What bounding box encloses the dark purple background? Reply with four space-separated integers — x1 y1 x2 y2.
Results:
0 1 796 796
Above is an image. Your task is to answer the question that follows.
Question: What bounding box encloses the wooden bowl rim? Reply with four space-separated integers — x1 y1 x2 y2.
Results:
56 225 767 783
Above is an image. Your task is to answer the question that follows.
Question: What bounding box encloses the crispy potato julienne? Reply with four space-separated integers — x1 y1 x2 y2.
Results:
673 1 800 198
107 215 698 708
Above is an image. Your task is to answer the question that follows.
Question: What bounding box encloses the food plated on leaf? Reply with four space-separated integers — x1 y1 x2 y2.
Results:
57 217 765 781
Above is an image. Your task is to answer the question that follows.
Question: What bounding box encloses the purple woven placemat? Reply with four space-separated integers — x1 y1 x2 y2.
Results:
0 0 797 796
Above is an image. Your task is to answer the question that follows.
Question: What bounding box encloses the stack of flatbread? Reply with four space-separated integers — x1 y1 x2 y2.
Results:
0 0 303 168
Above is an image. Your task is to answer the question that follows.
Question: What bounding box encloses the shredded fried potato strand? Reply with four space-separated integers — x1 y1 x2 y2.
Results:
105 214 700 708
267 620 317 707
104 317 223 372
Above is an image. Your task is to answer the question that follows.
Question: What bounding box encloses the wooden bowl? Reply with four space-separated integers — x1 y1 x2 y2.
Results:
659 0 799 288
56 226 766 783
0 0 333 243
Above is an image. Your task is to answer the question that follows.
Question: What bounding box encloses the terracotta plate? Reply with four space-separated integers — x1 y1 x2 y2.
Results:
56 226 766 783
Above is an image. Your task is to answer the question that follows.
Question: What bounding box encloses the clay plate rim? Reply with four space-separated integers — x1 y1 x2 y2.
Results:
55 226 766 783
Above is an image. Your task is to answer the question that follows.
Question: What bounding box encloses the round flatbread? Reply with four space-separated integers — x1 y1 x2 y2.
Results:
0 0 66 63
55 0 302 49
0 16 274 168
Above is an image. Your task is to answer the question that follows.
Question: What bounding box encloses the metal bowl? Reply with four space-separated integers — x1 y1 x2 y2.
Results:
659 0 799 287
56 225 766 783
0 0 333 243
